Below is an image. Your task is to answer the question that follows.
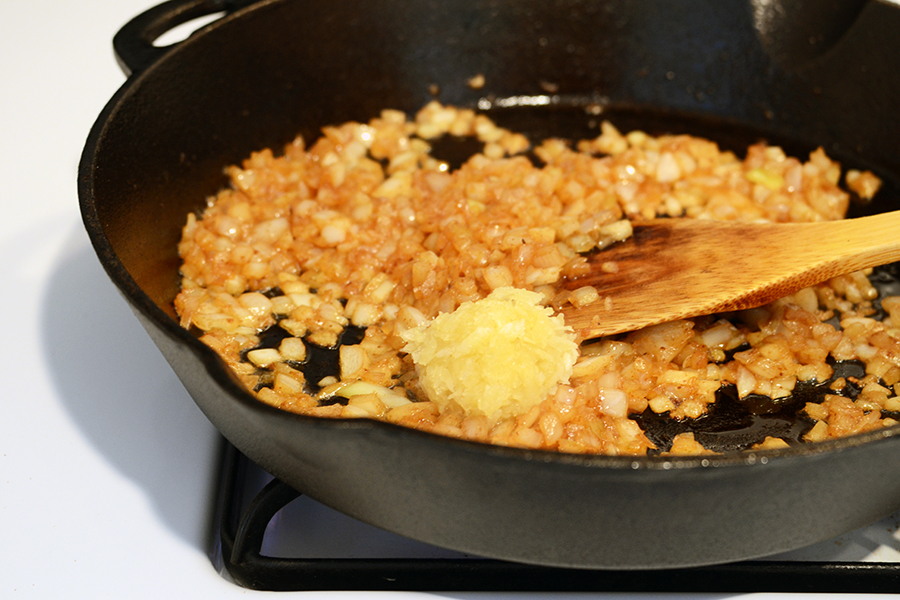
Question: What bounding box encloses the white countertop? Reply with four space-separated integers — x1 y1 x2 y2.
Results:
1 1 896 598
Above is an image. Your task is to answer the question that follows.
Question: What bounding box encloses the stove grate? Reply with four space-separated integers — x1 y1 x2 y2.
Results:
210 442 900 593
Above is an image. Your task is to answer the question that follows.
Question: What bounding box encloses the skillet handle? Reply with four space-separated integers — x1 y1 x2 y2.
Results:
113 0 256 76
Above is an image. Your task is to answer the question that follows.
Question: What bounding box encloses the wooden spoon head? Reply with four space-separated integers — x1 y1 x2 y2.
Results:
555 217 881 339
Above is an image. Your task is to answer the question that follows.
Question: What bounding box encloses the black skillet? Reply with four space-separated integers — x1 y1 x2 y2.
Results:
79 0 900 569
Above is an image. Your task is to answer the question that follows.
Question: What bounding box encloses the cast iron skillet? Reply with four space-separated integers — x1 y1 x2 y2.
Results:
80 0 900 570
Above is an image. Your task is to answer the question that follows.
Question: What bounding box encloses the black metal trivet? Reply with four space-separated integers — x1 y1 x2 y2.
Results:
210 440 900 593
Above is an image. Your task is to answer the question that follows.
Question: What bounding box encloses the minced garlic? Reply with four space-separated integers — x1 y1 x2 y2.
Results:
400 287 578 422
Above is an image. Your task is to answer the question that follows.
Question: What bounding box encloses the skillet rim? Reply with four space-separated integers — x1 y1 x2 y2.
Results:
77 0 900 479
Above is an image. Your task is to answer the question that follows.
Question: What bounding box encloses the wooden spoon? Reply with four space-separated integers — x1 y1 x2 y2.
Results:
558 211 900 339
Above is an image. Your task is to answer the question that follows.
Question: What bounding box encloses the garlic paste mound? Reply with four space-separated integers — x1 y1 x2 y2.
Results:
401 287 578 422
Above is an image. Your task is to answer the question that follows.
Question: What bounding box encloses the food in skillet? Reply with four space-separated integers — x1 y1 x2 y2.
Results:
174 101 900 455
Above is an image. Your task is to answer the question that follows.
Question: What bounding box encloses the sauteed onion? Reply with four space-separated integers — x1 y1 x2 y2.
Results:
174 101 899 456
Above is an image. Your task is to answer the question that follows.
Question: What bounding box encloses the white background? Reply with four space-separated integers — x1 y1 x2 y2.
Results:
1 1 897 598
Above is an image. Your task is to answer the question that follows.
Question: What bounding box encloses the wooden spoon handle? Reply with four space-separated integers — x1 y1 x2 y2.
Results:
744 211 900 298
803 210 900 270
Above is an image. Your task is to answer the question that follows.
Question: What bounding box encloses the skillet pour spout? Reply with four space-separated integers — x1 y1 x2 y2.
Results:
751 0 868 68
80 0 900 570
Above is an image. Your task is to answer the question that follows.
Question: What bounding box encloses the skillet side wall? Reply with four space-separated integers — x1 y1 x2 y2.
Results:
83 0 900 569
136 306 900 569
